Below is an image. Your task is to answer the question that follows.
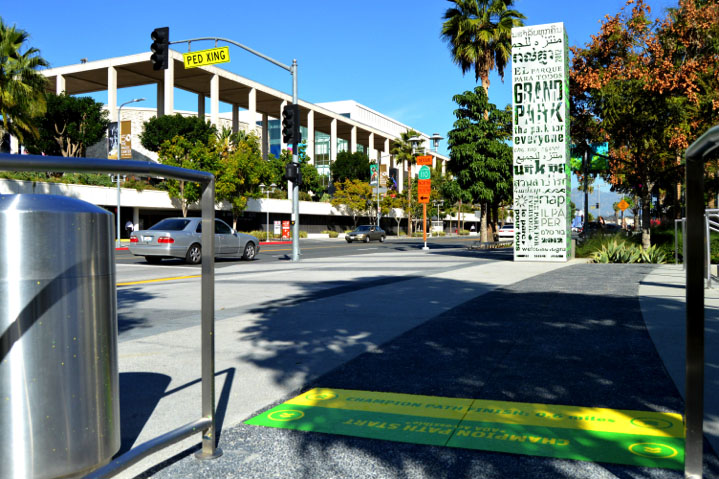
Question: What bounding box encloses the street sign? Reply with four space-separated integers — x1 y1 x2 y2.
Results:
618 199 629 211
183 46 230 68
370 164 379 186
418 165 431 180
418 179 431 204
416 155 433 166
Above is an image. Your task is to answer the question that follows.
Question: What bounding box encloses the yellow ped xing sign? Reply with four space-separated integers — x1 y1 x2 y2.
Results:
183 46 230 69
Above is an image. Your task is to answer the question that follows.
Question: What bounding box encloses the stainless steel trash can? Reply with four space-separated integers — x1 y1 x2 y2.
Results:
0 194 120 479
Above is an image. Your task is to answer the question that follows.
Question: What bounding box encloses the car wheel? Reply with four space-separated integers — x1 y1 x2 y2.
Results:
145 256 162 264
185 243 202 264
242 242 256 260
346 239 352 243
380 235 385 243
364 236 370 243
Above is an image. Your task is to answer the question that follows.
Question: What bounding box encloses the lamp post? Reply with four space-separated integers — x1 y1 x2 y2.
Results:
115 97 145 248
407 136 423 240
259 183 276 242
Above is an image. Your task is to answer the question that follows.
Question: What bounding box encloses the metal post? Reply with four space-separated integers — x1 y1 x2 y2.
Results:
266 190 270 242
683 124 719 479
196 177 221 460
706 214 712 288
422 203 428 250
116 113 122 248
291 59 300 262
675 219 680 264
583 149 589 233
684 219 687 271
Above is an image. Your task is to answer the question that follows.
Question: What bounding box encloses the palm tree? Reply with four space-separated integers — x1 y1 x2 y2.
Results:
0 18 48 143
390 129 421 235
441 0 525 98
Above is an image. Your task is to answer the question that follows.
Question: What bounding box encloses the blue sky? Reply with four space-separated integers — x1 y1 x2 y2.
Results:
6 0 678 208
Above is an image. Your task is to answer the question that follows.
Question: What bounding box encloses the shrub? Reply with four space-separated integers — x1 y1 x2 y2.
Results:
590 239 666 264
322 230 339 238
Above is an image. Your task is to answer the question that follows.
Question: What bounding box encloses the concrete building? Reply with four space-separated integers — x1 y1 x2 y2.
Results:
3 50 463 233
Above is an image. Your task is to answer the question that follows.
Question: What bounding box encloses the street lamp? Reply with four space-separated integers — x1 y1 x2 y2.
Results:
429 133 443 152
115 97 145 248
259 183 277 242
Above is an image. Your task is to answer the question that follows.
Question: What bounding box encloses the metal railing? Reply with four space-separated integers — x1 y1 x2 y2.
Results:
673 210 719 288
684 124 719 479
0 153 222 478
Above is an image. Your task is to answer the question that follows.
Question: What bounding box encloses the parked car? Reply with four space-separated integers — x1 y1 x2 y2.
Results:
129 217 260 264
497 223 515 241
346 225 386 243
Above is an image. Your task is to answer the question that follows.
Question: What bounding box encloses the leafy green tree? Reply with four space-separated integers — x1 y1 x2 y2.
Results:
140 113 216 152
441 0 525 98
214 131 269 228
274 147 326 197
157 136 216 217
390 129 421 235
24 93 109 157
381 194 406 233
447 86 512 241
330 150 371 183
0 18 48 143
330 179 373 228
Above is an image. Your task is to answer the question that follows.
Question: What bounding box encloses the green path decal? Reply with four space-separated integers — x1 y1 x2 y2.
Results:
245 388 684 470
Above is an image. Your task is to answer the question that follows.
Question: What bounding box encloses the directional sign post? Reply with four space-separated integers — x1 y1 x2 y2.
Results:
418 165 431 250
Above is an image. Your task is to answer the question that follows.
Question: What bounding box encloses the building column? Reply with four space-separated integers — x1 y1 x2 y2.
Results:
163 57 174 115
10 135 19 154
248 87 257 134
307 110 315 163
210 74 219 127
330 118 338 166
350 126 357 153
232 104 239 133
56 74 66 95
133 207 140 230
368 133 376 162
279 100 287 152
198 94 205 120
262 113 269 161
157 81 165 117
108 66 117 122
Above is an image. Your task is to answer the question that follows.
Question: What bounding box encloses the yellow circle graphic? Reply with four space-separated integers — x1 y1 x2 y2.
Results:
630 417 674 430
628 442 678 459
305 392 338 401
267 409 305 422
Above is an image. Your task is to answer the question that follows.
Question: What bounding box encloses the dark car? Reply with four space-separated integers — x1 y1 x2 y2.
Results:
345 225 386 243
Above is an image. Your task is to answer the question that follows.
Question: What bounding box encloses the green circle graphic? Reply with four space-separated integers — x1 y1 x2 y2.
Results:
418 166 431 180
628 442 678 459
630 417 674 430
267 409 305 422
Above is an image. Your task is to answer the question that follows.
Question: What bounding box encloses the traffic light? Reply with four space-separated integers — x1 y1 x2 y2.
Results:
150 27 169 70
285 162 302 185
282 104 301 145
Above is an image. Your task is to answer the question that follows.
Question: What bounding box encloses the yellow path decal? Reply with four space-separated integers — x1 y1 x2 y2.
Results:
286 388 683 437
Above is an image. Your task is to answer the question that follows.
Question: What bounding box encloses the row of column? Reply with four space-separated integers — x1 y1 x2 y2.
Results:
71 64 418 192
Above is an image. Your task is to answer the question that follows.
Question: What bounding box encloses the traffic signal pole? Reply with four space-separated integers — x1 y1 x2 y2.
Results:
169 35 301 261
291 59 300 262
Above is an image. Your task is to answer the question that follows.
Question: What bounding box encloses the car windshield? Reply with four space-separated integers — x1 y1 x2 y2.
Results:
149 219 191 231
355 226 371 231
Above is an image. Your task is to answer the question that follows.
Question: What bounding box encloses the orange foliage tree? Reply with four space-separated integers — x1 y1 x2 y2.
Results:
570 0 719 248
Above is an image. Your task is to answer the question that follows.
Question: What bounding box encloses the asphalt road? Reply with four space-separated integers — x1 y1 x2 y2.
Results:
116 236 486 265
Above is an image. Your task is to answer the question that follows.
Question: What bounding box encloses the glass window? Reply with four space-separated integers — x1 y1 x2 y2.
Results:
149 219 191 231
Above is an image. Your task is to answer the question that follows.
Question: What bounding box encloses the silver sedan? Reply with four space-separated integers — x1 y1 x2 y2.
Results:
129 217 260 264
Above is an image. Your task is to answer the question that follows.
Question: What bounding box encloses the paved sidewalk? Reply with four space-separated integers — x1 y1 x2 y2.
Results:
112 256 719 478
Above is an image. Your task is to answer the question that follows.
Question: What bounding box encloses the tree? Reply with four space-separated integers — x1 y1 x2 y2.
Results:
390 129 421 235
447 86 512 242
570 0 719 249
140 113 216 152
330 179 373 228
214 130 269 229
24 93 109 157
330 150 371 183
441 0 525 98
157 136 216 217
0 18 48 143
381 194 406 234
